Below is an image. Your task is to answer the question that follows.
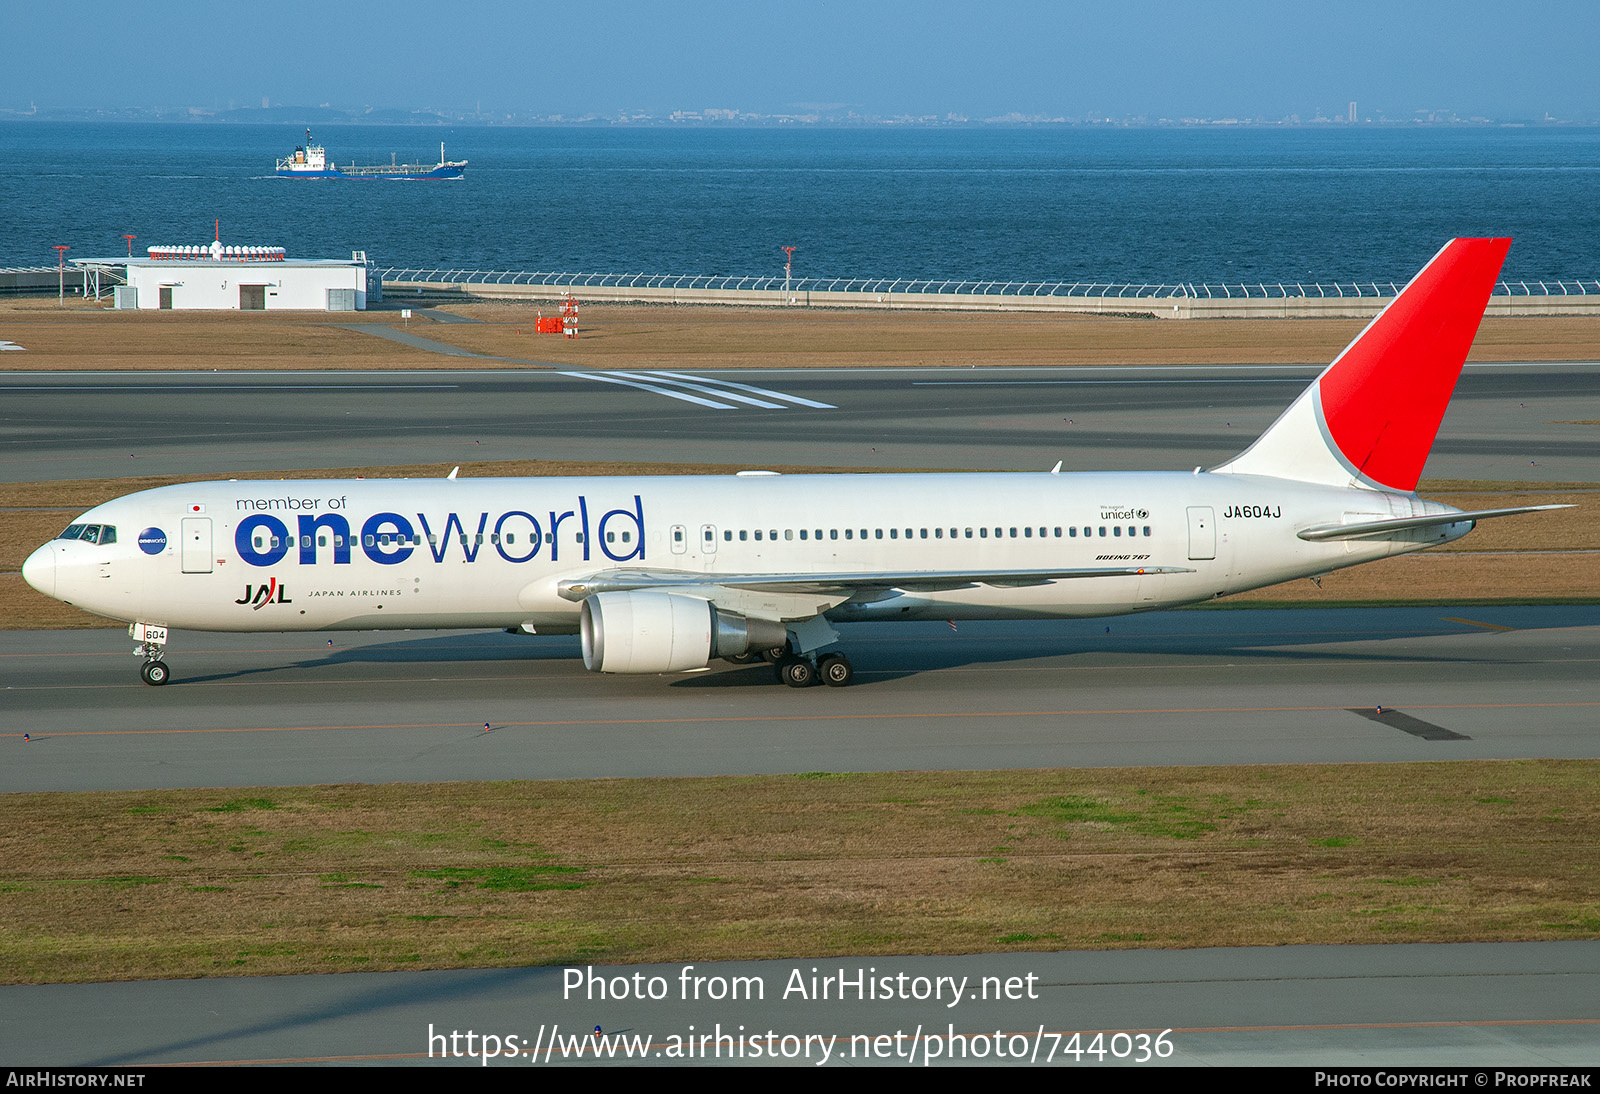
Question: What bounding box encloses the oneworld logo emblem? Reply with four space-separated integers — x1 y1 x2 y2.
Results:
138 527 167 555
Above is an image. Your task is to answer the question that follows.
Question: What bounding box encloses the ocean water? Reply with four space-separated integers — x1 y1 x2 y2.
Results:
2 122 1596 283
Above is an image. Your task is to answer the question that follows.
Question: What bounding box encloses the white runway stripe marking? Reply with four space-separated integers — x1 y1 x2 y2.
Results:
645 371 838 408
557 372 736 409
561 371 836 410
609 371 786 408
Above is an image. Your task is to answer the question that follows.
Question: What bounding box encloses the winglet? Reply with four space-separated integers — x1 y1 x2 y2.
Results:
1214 238 1510 492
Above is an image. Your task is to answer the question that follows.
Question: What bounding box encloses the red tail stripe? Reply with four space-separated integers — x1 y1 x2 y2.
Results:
1318 237 1510 492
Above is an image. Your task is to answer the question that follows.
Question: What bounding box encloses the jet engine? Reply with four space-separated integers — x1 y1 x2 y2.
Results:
579 591 789 674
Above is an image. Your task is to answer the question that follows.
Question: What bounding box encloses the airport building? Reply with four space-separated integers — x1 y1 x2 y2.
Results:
76 242 373 311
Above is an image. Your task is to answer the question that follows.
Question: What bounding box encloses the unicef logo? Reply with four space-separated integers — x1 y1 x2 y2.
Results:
1136 509 1149 520
138 527 168 555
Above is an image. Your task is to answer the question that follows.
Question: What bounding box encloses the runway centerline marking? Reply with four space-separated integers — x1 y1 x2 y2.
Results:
1442 616 1519 632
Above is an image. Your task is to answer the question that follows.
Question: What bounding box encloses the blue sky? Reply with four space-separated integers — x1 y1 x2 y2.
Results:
7 1 1597 120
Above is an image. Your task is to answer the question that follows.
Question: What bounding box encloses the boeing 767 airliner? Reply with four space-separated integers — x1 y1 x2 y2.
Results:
22 238 1565 687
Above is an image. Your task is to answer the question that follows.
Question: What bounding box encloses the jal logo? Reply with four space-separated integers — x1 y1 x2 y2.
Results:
236 578 292 609
138 527 167 555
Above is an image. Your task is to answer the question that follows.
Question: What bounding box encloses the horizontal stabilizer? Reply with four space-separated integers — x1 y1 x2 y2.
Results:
1296 504 1571 542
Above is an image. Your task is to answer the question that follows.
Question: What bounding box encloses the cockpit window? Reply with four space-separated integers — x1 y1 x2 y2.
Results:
56 523 115 545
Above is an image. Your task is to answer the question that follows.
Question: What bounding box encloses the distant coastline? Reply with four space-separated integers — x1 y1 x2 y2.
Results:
3 107 1595 129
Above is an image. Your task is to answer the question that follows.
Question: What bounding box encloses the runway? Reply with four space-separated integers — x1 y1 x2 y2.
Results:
5 943 1596 1066
5 605 1597 793
2 362 1598 484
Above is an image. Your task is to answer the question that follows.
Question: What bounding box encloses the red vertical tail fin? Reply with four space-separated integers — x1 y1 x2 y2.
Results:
1215 237 1510 492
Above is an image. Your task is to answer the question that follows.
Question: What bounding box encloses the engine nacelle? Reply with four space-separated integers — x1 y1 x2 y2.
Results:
580 591 788 674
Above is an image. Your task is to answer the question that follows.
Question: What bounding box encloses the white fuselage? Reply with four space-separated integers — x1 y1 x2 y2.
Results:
25 471 1470 634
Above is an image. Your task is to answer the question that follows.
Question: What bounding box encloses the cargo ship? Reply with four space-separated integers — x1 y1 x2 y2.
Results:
275 131 467 179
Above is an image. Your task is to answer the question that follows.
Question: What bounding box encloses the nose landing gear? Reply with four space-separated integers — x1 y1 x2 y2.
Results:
130 622 172 686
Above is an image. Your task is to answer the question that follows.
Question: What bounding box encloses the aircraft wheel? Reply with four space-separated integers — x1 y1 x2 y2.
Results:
776 656 816 688
140 660 171 687
818 653 853 687
758 643 791 665
724 651 760 665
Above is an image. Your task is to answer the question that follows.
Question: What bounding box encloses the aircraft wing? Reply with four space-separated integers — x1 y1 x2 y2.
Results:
557 564 1193 601
1296 504 1572 542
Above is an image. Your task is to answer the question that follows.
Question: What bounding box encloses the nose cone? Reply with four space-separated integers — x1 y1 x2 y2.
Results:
22 544 56 598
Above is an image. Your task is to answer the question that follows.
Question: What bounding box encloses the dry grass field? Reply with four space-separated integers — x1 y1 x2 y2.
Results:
2 761 1594 983
7 296 1600 371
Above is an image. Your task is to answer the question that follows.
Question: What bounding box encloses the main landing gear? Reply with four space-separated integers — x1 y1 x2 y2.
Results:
726 632 855 688
775 651 853 688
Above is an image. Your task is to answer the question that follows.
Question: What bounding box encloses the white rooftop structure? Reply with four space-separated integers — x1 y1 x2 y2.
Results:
75 240 371 311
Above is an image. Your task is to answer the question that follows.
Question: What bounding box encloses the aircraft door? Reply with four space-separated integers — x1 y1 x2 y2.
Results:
1186 506 1215 561
669 524 688 555
181 517 213 573
700 525 718 554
